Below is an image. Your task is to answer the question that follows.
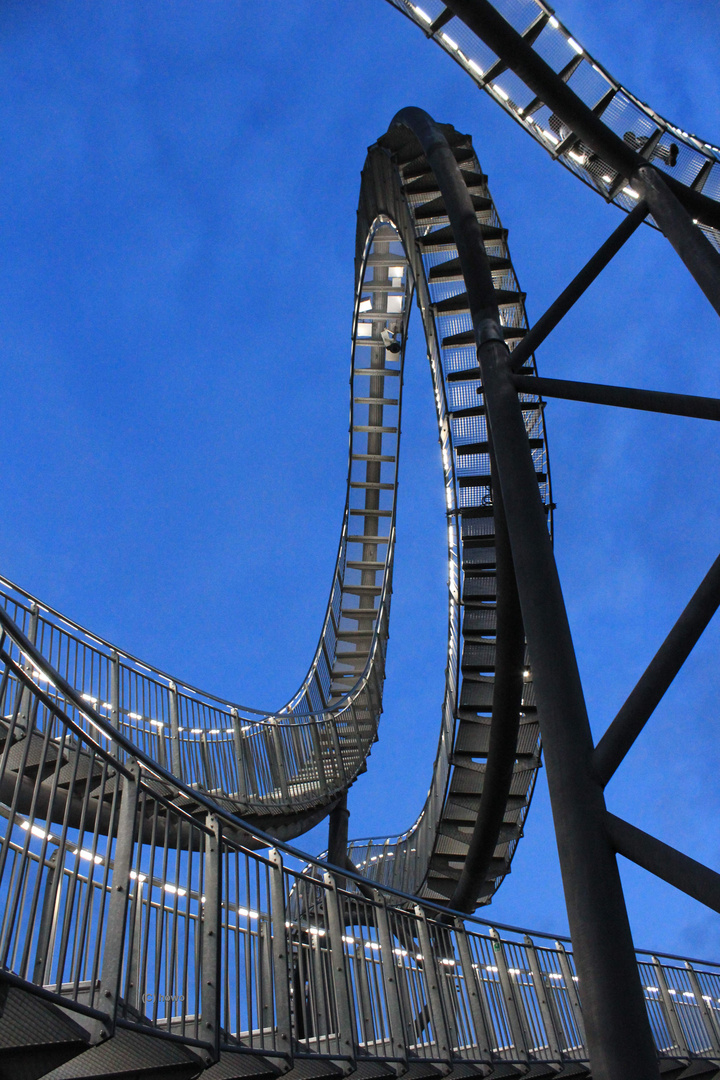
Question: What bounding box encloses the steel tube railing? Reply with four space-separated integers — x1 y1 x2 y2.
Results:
1 603 719 1074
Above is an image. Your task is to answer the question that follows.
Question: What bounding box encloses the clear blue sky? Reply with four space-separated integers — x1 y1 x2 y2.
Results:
0 1 719 959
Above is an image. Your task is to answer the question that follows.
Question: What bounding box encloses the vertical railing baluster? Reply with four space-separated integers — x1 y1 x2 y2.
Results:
269 849 293 1065
202 815 222 1066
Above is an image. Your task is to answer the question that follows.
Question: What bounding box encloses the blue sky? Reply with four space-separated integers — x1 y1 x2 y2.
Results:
0 1 719 959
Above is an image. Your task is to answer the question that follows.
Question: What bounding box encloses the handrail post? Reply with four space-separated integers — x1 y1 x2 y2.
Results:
230 708 247 800
555 941 586 1047
414 905 452 1067
126 875 145 1013
308 718 329 794
653 957 690 1060
110 650 120 731
269 849 293 1064
523 935 563 1064
489 928 529 1065
323 872 356 1069
266 721 290 802
18 602 39 730
375 894 408 1073
98 763 140 1039
453 922 493 1064
32 847 59 987
168 681 181 778
201 814 222 1066
328 718 346 786
685 962 720 1055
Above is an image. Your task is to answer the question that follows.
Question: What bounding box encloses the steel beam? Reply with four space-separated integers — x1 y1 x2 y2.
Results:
594 550 720 786
509 200 648 372
391 106 660 1080
607 813 720 913
513 373 720 421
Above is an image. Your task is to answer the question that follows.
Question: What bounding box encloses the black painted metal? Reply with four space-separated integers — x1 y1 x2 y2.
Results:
607 813 720 913
509 199 648 372
513 373 720 421
448 459 524 913
442 0 720 231
635 164 720 319
391 105 660 1080
594 551 720 787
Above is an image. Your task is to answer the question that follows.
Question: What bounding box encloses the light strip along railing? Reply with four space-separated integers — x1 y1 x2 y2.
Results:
1 609 720 1076
0 222 418 841
337 120 549 909
386 0 720 249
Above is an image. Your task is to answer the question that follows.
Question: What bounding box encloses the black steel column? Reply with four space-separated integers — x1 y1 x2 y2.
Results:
391 106 659 1079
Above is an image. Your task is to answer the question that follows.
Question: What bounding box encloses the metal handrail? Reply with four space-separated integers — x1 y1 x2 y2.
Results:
1 609 719 1072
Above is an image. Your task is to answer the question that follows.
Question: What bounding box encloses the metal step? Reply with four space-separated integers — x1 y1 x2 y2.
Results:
402 169 487 196
400 145 474 178
418 223 505 251
414 194 491 222
201 1048 282 1079
429 253 509 281
40 1024 204 1079
0 983 91 1080
433 287 524 312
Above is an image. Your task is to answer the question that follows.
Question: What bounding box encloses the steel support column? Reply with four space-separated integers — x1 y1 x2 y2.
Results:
635 165 720 318
391 106 659 1079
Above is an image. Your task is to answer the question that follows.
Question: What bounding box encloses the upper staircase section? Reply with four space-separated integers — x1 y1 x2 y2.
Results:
387 0 720 247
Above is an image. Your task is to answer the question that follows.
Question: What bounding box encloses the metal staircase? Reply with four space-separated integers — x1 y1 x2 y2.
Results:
2 0 720 1076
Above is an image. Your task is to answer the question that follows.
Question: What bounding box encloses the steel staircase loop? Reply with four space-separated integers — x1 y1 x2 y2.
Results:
0 51 719 1080
0 117 548 912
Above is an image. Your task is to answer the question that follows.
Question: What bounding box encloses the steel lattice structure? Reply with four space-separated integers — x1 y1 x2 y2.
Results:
0 3 719 1078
